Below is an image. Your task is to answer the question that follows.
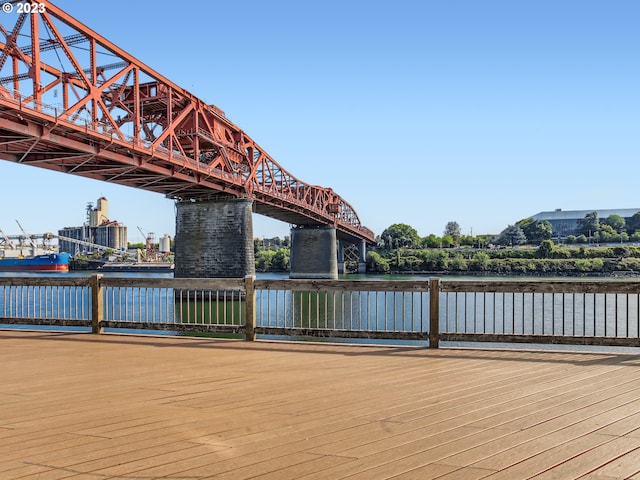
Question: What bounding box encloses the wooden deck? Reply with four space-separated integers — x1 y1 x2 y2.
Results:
1 331 640 479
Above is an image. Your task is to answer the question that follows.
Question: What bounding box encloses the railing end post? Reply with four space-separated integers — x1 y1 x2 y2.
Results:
429 277 440 349
90 274 104 334
244 275 257 341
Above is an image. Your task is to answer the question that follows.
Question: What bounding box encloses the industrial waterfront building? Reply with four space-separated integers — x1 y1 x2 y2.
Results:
530 208 640 238
58 197 128 255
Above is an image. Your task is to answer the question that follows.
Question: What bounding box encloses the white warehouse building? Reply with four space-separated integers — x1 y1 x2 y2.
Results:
530 208 640 238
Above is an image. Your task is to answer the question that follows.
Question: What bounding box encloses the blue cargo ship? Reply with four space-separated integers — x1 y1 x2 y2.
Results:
0 253 71 272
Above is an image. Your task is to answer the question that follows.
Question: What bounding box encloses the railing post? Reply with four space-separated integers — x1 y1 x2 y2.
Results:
429 277 440 349
90 274 104 334
244 275 256 341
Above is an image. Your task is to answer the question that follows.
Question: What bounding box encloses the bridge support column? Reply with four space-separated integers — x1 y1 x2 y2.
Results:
174 197 255 278
290 226 338 279
358 239 367 274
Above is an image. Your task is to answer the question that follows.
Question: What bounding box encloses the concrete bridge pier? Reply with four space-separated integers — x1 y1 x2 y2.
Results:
290 226 338 279
174 197 255 278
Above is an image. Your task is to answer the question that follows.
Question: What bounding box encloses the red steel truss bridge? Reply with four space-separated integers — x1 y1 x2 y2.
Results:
0 1 374 244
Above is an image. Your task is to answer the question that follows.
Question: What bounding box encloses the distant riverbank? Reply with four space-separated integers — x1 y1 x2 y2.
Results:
364 244 640 278
379 269 640 278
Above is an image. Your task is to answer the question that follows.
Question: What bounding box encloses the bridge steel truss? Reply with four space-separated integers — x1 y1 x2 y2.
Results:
0 1 374 245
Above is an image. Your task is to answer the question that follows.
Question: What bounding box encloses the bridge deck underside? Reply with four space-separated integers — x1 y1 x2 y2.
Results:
0 106 365 243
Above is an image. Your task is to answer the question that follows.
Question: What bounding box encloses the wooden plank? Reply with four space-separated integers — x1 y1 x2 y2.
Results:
377 463 465 480
473 433 616 479
468 373 640 431
563 446 640 479
337 455 488 480
381 364 626 426
441 333 640 347
440 396 640 469
528 436 640 479
597 411 640 437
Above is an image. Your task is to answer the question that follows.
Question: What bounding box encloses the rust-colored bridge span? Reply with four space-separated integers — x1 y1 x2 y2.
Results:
0 1 374 244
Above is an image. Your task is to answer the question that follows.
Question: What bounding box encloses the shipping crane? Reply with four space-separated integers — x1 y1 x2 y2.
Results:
0 225 121 258
15 220 38 250
136 227 157 260
52 233 127 258
0 228 15 249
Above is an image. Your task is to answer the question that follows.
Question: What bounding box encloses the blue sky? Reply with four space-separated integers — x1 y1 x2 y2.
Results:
1 0 638 242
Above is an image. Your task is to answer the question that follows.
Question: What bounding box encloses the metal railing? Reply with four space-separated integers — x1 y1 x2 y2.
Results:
439 279 640 347
254 279 429 341
1 276 640 348
0 277 91 328
100 277 247 335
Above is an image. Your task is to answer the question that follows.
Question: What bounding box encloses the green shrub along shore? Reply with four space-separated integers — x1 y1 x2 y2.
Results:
363 217 640 276
255 213 640 276
253 239 640 276
365 243 640 276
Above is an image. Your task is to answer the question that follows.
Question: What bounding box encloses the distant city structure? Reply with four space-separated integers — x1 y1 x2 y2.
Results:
530 208 640 238
58 197 128 255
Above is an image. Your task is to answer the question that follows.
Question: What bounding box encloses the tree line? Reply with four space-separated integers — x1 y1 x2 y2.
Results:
379 211 640 251
368 210 640 275
366 242 640 275
251 211 640 275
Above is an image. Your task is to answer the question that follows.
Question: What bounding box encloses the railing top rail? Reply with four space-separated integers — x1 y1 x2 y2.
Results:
254 279 429 292
0 276 246 290
3 276 640 294
100 277 245 290
440 279 640 294
0 277 91 287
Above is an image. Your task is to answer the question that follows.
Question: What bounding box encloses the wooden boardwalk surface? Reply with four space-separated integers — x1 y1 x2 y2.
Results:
1 331 640 479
